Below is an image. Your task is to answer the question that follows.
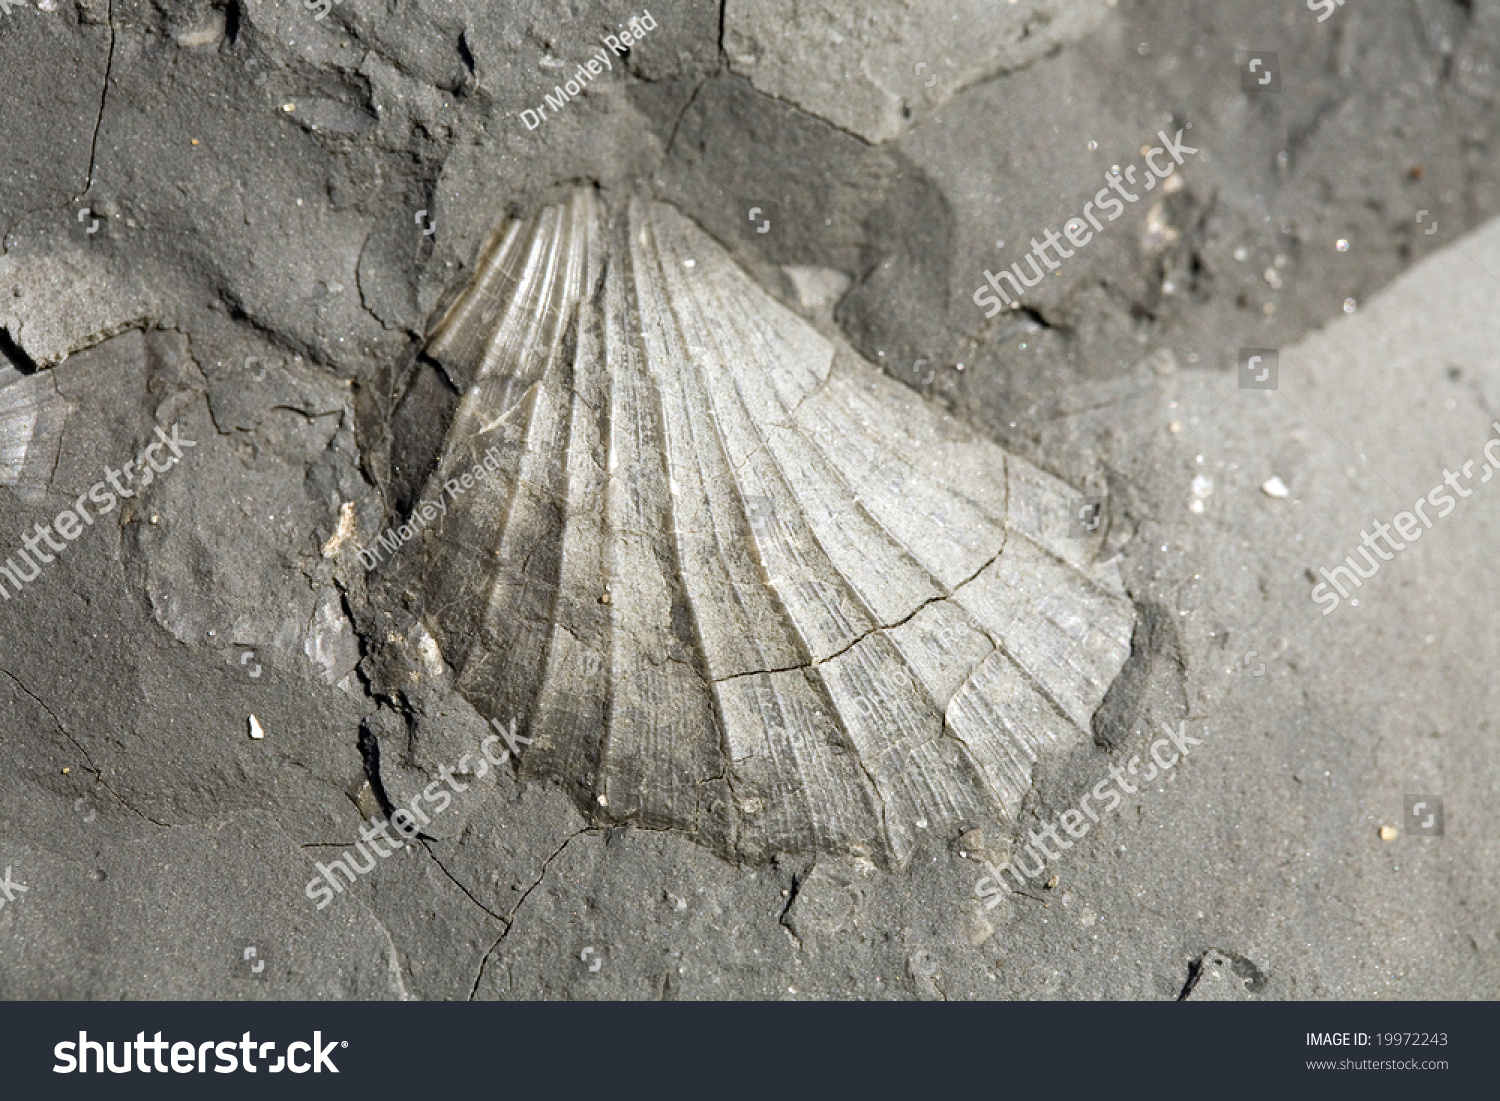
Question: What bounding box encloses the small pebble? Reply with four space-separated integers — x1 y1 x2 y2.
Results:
1379 825 1398 841
969 911 995 946
1147 349 1177 375
1190 474 1213 512
249 714 265 740
1262 476 1291 499
1046 875 1059 889
957 828 986 861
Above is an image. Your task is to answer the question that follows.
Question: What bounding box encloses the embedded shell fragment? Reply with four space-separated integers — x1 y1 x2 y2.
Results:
396 188 1135 868
0 366 69 503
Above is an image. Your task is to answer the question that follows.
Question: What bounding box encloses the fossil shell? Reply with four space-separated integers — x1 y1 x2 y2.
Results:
395 188 1135 867
0 366 69 502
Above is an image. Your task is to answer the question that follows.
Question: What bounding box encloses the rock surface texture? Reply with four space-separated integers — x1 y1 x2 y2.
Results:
0 0 1497 1000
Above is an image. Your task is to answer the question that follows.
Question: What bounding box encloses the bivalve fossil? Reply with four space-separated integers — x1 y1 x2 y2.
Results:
384 188 1136 868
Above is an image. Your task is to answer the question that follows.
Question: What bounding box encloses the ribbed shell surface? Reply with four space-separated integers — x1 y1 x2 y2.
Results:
403 189 1136 867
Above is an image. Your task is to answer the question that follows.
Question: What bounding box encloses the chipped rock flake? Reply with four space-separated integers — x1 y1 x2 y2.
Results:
304 590 361 687
248 714 265 740
391 188 1136 869
1261 476 1291 499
